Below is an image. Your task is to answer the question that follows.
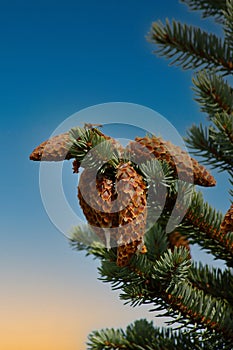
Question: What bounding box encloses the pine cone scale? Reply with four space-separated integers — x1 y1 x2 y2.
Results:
127 136 216 187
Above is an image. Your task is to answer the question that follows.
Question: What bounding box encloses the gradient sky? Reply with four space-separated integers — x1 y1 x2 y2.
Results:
0 1 230 349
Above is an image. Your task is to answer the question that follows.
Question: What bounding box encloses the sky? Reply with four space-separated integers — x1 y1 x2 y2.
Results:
0 1 230 349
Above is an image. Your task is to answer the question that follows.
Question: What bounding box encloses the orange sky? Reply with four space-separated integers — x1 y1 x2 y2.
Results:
0 261 164 350
0 293 161 350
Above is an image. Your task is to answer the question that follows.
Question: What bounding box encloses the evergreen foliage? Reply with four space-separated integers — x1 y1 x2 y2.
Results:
148 19 233 73
180 0 227 22
192 70 233 115
69 0 233 348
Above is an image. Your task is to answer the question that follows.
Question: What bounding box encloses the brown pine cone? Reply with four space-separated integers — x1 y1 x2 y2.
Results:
72 159 81 174
127 135 216 187
29 127 123 164
220 203 233 235
29 132 72 161
115 162 147 267
78 163 148 267
168 231 190 255
78 168 118 246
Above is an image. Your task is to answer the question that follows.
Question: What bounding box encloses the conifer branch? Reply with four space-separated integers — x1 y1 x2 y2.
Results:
180 191 233 264
211 112 233 144
70 225 233 342
87 327 129 349
68 127 121 170
69 225 106 259
148 20 233 74
223 0 233 50
189 263 233 304
87 318 224 350
192 70 233 116
165 280 233 341
30 1 233 347
180 0 227 22
185 124 233 172
96 247 233 342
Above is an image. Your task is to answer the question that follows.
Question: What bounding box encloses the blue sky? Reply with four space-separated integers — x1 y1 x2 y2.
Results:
0 1 230 349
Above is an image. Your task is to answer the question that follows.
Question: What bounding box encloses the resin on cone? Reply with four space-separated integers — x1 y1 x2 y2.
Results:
78 162 148 267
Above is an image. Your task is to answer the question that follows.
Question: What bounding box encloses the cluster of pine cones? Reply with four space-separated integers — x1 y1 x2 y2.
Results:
30 125 233 266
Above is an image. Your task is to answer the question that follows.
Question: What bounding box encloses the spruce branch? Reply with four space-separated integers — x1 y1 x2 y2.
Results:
185 124 233 172
87 318 233 350
87 327 129 349
29 0 233 348
69 225 106 259
189 263 233 304
148 19 233 73
151 249 233 339
99 253 155 302
87 320 186 350
70 225 233 343
98 246 233 342
180 0 227 22
165 279 233 341
144 223 169 262
211 112 233 143
180 191 233 264
192 70 233 116
68 127 121 170
152 246 191 288
222 0 233 50
140 159 174 187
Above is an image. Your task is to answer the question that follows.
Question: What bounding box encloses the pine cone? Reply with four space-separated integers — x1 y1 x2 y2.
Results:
72 159 81 174
30 127 124 174
220 203 233 235
127 135 216 187
30 132 72 161
78 163 148 267
78 168 118 246
168 231 190 255
115 162 147 267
